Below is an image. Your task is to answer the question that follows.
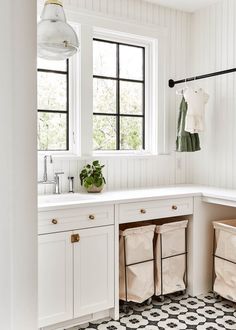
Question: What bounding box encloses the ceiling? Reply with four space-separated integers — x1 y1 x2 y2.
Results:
144 0 220 12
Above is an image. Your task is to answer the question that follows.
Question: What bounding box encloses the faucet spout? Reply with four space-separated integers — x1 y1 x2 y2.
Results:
38 155 55 185
43 155 48 182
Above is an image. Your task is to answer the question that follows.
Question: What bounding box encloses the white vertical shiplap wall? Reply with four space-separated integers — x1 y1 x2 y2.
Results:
38 0 192 194
38 155 177 194
187 0 236 188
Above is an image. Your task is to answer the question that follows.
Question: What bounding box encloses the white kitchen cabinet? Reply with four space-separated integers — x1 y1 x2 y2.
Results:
38 232 73 328
73 225 114 318
38 222 114 329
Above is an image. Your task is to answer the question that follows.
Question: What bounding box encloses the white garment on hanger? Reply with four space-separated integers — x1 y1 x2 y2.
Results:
184 87 209 133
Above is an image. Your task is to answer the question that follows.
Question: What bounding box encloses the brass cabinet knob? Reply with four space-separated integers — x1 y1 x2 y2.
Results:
172 205 178 210
52 219 58 224
89 214 95 220
140 209 147 214
71 234 80 243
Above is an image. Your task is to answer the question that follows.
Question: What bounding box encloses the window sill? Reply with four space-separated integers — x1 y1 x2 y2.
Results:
93 150 152 158
38 151 79 161
38 151 172 161
93 151 172 159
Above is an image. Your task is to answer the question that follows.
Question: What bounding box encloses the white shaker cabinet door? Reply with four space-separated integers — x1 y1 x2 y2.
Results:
73 226 114 318
38 232 73 328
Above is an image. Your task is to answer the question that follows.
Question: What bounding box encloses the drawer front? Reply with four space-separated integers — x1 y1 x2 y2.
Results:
38 205 114 234
119 198 193 224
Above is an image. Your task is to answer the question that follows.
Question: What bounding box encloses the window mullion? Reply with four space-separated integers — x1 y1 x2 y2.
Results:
38 68 67 75
116 43 120 151
66 59 69 150
142 48 145 150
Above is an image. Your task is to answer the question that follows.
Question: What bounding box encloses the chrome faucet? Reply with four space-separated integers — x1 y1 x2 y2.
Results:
38 155 64 194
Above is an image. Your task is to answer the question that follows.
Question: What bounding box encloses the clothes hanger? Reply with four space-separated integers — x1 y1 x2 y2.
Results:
176 78 188 96
193 76 202 93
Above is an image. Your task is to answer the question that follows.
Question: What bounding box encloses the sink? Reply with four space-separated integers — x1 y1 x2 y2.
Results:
38 193 99 205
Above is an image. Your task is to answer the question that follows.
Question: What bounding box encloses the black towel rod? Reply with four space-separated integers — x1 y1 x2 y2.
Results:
169 67 236 88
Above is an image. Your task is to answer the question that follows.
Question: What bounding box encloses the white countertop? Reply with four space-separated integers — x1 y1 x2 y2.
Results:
38 185 236 211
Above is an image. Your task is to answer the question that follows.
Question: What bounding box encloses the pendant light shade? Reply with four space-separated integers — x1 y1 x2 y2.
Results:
37 0 79 60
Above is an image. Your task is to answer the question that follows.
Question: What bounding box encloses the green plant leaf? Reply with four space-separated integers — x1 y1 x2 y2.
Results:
79 161 106 187
95 178 103 187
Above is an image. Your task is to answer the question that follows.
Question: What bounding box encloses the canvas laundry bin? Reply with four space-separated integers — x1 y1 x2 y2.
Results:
154 219 188 296
213 219 236 302
119 223 156 303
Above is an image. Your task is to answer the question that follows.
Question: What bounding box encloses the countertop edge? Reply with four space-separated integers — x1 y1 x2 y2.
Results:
38 185 236 212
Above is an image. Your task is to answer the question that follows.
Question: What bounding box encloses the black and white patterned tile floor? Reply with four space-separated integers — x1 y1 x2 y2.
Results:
70 293 236 330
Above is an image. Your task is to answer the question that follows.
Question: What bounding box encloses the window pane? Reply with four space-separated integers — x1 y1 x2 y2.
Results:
120 45 143 80
120 117 143 150
120 81 143 115
38 112 67 150
37 58 67 71
93 78 116 114
93 40 117 77
38 72 67 111
93 115 116 150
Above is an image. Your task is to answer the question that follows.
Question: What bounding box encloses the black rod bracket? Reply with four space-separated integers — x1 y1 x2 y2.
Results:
169 67 236 88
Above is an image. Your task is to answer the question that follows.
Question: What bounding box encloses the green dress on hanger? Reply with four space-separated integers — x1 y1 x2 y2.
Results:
176 97 201 152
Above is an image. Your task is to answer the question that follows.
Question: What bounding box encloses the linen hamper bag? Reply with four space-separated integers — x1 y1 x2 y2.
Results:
154 219 188 296
213 219 236 302
119 223 155 303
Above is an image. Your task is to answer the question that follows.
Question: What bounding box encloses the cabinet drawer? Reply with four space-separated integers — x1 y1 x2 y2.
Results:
119 198 193 224
38 205 114 234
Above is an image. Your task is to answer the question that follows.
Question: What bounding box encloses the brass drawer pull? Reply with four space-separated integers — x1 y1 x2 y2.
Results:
172 205 178 210
140 209 147 214
89 214 95 220
71 234 80 243
52 219 58 225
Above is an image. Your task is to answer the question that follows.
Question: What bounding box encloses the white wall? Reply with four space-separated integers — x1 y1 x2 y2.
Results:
188 0 236 188
0 1 37 329
0 1 12 326
38 0 192 194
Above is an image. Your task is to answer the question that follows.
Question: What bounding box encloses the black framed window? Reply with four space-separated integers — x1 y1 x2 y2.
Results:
93 39 145 151
37 58 69 151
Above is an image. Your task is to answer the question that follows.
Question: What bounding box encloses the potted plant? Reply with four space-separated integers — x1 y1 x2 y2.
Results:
79 160 106 193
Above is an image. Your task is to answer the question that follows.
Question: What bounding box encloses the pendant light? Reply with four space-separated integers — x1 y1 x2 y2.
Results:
37 0 79 60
